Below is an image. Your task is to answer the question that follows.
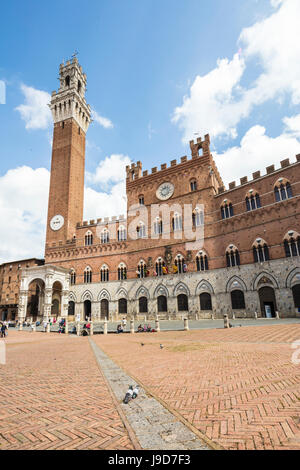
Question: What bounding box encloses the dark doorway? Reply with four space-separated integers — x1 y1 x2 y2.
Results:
259 287 277 318
68 301 75 316
52 299 60 317
139 297 148 313
231 290 246 310
84 300 92 320
157 295 167 313
118 298 127 314
177 294 188 312
200 293 212 311
101 299 109 319
292 285 300 309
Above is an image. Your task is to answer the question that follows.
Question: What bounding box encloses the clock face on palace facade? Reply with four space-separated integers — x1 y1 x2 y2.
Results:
50 214 65 231
156 182 175 201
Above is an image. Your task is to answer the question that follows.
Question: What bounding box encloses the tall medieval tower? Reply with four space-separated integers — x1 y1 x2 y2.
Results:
45 58 91 252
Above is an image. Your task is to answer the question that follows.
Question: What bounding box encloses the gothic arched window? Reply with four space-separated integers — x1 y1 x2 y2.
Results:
118 263 127 280
118 226 127 241
226 245 240 267
85 231 93 246
100 265 109 282
253 239 270 263
192 207 204 227
154 218 163 235
137 222 146 239
283 231 300 258
221 201 234 219
172 213 182 231
190 179 197 192
137 260 147 278
246 192 261 211
101 229 110 244
70 270 76 285
196 252 209 271
174 254 186 274
84 266 92 284
155 258 166 276
274 180 293 202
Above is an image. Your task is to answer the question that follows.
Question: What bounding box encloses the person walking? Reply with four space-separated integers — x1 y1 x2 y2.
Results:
1 323 7 338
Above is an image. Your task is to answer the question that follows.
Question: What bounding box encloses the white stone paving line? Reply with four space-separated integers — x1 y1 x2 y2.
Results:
89 339 210 451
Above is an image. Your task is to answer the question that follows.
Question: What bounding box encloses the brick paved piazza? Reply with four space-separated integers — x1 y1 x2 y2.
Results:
94 324 300 450
0 323 300 450
0 332 135 450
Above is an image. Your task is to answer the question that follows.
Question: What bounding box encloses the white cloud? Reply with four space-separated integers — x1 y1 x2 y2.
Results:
172 53 246 141
91 109 114 129
173 0 300 142
0 154 130 262
15 84 52 130
86 153 131 187
84 181 127 221
214 122 300 186
283 114 300 137
0 166 50 263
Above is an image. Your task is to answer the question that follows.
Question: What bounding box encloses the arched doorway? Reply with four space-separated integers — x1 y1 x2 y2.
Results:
101 299 109 319
157 295 167 313
231 290 246 310
52 281 62 318
118 298 127 315
200 293 212 311
27 279 45 321
52 299 59 317
139 297 148 314
292 285 300 309
68 301 75 317
259 287 277 318
84 300 92 320
177 294 188 312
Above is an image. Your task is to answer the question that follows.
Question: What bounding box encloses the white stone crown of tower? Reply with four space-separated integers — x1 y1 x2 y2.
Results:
49 57 91 133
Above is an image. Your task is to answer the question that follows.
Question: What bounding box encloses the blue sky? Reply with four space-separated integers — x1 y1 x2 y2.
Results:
0 0 300 262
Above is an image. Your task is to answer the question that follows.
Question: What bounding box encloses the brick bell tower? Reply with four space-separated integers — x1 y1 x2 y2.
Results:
45 58 91 252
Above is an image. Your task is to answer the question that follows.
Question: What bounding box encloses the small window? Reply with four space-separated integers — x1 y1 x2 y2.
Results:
190 180 197 191
65 76 70 87
139 196 144 205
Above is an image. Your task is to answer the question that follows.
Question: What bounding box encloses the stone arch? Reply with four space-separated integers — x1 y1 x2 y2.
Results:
226 276 247 293
69 291 77 302
286 267 300 288
252 272 279 290
81 290 93 302
136 285 150 299
173 282 190 297
116 288 128 299
154 284 169 298
195 280 214 295
98 289 111 301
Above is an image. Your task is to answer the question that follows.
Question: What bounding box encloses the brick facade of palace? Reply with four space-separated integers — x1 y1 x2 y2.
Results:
3 58 300 323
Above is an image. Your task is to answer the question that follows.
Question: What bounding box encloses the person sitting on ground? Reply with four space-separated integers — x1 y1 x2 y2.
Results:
71 325 77 335
146 324 152 332
117 324 123 334
137 324 143 333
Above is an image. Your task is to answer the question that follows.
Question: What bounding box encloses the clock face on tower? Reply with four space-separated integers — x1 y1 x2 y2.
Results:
50 215 65 231
156 182 175 201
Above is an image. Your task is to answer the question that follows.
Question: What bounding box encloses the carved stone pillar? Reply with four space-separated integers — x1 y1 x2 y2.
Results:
43 288 53 321
18 290 29 324
61 290 69 318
